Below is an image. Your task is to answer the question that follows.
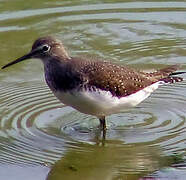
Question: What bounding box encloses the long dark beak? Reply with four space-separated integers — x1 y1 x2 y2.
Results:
2 50 37 69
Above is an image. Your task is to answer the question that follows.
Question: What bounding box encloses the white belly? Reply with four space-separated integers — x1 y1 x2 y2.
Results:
53 82 161 118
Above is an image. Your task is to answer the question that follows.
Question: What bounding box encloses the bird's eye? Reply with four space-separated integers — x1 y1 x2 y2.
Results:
42 44 50 52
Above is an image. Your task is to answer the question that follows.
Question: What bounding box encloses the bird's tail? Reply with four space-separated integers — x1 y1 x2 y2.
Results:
159 76 183 84
147 65 186 84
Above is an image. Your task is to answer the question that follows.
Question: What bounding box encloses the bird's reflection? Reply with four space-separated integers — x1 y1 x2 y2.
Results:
47 140 168 180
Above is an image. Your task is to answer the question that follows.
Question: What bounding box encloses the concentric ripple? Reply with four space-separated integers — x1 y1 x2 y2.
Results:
0 79 185 165
0 81 69 165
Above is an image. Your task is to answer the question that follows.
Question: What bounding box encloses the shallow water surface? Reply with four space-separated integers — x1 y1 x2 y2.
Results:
0 0 186 180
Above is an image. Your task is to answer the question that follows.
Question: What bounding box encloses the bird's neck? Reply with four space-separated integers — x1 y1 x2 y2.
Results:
43 58 82 92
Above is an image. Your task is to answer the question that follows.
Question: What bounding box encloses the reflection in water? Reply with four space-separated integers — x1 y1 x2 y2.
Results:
47 141 169 180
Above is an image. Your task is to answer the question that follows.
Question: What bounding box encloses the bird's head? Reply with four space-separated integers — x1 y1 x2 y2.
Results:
2 36 70 69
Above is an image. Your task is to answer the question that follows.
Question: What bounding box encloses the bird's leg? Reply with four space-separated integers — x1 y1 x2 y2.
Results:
99 116 106 131
99 116 106 140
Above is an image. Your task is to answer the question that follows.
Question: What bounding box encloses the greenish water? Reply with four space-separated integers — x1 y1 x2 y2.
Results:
0 1 186 180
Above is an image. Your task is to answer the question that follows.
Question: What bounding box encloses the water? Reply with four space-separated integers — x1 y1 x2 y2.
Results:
0 1 186 180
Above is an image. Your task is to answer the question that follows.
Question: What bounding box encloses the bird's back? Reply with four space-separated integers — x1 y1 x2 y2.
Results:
67 58 184 98
45 56 184 99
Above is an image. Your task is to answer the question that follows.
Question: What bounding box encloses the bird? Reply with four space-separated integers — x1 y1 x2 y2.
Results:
2 36 185 138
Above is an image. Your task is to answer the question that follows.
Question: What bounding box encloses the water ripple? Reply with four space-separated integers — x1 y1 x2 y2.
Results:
0 73 185 164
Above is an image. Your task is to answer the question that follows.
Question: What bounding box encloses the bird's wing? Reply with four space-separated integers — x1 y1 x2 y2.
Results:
73 59 155 97
71 58 184 98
